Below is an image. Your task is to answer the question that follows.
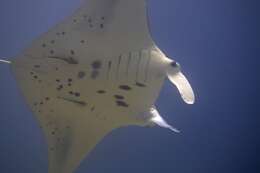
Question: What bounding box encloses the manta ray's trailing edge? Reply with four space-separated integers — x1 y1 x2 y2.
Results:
0 0 195 172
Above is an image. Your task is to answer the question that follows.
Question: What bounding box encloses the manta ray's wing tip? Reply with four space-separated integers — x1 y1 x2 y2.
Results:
183 94 195 105
169 126 181 133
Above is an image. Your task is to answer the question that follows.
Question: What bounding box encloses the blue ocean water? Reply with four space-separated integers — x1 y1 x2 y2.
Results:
0 0 259 173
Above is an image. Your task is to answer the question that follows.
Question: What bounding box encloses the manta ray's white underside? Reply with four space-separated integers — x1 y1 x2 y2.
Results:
0 0 195 173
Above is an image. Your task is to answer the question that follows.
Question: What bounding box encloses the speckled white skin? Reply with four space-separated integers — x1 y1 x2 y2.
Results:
7 0 194 173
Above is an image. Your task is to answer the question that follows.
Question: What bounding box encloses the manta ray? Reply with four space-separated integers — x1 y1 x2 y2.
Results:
0 0 195 173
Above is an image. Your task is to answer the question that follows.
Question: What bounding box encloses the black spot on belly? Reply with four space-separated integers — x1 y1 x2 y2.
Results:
119 85 132 91
116 101 129 107
91 60 102 69
114 95 124 100
97 90 106 94
57 85 63 91
34 65 40 68
70 50 75 55
69 91 74 95
136 82 146 87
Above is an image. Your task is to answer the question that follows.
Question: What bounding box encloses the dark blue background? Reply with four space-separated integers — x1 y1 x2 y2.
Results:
0 0 259 173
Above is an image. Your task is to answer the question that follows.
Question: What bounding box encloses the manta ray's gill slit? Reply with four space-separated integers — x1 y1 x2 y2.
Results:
135 51 142 82
116 55 122 79
144 51 151 82
106 60 112 79
126 52 132 77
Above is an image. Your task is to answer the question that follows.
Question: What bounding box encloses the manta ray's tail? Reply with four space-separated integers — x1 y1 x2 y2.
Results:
0 58 12 64
166 59 195 104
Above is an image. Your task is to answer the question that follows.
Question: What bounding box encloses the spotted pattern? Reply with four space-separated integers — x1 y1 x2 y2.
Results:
135 82 146 87
116 101 129 107
97 90 106 94
119 85 132 91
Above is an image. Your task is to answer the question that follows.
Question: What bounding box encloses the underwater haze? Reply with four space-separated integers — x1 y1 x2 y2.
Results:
0 0 259 173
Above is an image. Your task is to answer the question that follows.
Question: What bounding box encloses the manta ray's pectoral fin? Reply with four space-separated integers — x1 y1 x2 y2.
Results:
166 60 195 104
148 106 180 133
0 58 12 64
